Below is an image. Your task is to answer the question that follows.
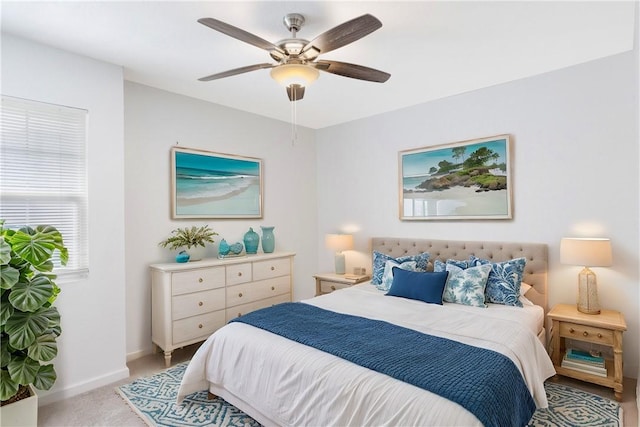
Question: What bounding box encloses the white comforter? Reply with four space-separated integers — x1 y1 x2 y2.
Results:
178 284 556 426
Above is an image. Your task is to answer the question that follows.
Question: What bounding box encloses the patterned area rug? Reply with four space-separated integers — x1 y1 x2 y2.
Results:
116 362 622 427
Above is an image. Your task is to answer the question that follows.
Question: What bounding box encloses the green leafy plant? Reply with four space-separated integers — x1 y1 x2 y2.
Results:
158 225 218 251
0 221 68 404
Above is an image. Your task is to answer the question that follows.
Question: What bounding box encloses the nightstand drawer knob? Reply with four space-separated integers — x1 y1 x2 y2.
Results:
583 331 589 337
238 292 243 298
198 278 203 283
198 301 203 307
569 328 575 333
597 333 603 338
331 285 336 291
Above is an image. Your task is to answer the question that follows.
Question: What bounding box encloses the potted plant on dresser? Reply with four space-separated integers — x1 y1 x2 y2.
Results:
159 225 218 261
0 222 67 426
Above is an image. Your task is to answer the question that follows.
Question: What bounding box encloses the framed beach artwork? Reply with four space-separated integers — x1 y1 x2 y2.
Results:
171 147 263 219
399 135 512 220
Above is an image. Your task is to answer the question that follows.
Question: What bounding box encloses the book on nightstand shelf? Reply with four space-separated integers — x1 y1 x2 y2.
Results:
565 348 605 365
561 349 607 377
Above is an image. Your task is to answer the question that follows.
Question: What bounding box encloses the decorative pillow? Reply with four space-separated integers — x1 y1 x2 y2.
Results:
469 256 527 307
378 260 418 292
371 251 430 285
520 282 532 296
386 268 449 305
433 259 471 272
442 263 491 308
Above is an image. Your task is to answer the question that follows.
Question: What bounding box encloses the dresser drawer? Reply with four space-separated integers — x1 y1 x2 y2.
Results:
253 258 291 280
226 276 291 307
171 267 225 296
226 263 252 286
559 322 614 345
173 310 226 344
320 280 351 294
172 288 225 320
225 293 291 323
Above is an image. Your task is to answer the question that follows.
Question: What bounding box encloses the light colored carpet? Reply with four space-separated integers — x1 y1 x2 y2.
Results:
116 362 622 427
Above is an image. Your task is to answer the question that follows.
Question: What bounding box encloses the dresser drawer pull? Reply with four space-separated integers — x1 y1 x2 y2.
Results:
238 292 243 298
271 286 275 291
198 278 203 283
238 272 242 277
331 285 336 291
583 331 588 337
238 313 242 317
198 324 203 329
198 301 203 307
271 266 275 271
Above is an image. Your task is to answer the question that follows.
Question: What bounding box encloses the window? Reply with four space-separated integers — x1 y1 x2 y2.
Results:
1 96 88 281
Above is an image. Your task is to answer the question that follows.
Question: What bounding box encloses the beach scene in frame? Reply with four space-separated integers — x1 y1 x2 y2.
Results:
400 135 512 220
171 147 262 218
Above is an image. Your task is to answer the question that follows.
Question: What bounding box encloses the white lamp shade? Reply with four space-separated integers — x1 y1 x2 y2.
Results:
270 64 319 87
325 234 354 252
560 238 612 267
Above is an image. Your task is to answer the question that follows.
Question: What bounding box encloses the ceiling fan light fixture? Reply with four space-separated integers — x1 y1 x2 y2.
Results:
270 64 319 87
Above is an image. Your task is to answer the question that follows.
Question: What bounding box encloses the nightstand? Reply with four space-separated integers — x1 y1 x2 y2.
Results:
314 272 371 296
548 303 627 400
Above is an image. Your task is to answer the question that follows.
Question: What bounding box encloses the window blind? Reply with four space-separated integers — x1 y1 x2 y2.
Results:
1 96 89 281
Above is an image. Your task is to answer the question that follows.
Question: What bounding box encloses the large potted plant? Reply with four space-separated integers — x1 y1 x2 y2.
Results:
0 222 67 425
159 225 218 261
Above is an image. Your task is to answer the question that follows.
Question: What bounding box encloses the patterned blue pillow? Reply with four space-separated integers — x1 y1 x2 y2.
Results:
469 256 526 307
433 259 471 272
378 260 418 291
442 263 491 308
371 251 430 285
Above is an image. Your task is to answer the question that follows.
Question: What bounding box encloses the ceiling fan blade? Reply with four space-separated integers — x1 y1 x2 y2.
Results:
301 14 382 58
286 84 305 102
198 17 285 58
198 63 275 81
314 60 390 83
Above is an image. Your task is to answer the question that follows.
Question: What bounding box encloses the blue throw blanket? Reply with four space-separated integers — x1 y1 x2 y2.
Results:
231 302 536 427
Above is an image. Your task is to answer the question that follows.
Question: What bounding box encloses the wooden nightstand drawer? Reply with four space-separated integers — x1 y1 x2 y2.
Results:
559 322 613 345
320 280 351 293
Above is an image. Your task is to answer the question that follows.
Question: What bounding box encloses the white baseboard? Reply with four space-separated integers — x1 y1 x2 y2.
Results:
126 348 153 362
38 366 130 407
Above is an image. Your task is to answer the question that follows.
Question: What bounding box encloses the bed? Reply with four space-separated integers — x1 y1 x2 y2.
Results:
178 238 556 426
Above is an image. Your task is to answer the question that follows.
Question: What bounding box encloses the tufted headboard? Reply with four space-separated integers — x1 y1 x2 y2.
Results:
371 237 548 315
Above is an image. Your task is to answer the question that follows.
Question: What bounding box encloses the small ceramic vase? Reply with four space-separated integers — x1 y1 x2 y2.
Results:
261 226 275 253
243 227 259 254
176 250 190 263
218 239 230 256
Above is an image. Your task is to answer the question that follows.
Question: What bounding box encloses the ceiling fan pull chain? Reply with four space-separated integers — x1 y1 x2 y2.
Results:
290 87 297 145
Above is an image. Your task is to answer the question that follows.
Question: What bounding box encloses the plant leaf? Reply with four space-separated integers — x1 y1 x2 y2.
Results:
27 333 57 362
8 274 53 313
0 265 20 290
0 369 19 401
8 226 67 270
5 308 50 350
33 364 56 391
0 237 11 265
0 337 11 368
7 354 39 386
0 296 14 326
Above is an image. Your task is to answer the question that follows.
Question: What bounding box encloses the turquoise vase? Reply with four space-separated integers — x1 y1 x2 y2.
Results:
218 239 230 256
243 227 259 254
261 226 275 253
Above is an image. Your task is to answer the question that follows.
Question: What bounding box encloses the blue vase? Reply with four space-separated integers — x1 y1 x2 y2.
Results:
261 226 275 253
176 250 190 263
230 242 243 254
243 227 259 254
218 239 230 256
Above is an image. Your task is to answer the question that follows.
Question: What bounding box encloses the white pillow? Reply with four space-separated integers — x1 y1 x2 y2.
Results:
378 260 417 292
520 282 532 296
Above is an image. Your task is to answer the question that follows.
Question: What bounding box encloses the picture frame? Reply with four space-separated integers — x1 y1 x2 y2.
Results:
399 135 512 220
171 147 263 219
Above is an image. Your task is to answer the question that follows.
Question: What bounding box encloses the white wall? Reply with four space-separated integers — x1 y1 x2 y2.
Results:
1 34 128 404
123 82 318 359
316 51 639 378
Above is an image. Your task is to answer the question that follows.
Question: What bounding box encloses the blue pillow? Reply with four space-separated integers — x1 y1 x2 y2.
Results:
433 258 471 272
378 260 418 292
469 256 526 307
386 268 449 305
442 263 491 308
372 251 430 285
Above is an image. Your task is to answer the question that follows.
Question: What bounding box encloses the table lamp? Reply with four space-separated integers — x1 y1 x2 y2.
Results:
560 237 612 314
325 234 354 275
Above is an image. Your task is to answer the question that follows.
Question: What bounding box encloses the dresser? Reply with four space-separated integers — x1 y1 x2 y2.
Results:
150 252 295 366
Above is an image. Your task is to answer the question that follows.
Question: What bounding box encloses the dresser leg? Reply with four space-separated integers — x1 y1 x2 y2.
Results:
164 350 172 368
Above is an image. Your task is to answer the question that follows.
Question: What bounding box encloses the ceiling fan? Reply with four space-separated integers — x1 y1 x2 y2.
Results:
197 13 391 102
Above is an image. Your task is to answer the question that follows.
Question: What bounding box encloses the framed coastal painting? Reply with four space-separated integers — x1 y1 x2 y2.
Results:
171 147 263 219
399 135 512 220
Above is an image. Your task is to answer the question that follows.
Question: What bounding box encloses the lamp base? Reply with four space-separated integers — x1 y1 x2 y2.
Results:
334 253 346 275
577 267 601 315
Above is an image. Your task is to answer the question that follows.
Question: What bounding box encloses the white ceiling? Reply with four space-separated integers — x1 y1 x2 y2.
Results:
1 1 635 129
